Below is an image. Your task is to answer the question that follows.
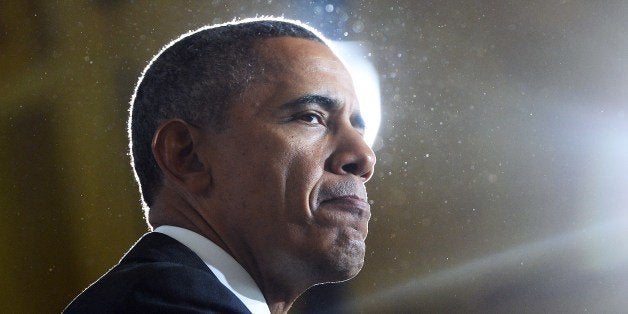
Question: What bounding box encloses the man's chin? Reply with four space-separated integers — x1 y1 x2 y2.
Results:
323 260 364 284
318 239 366 283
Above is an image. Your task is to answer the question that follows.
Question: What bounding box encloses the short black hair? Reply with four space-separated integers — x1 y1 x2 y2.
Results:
129 18 326 211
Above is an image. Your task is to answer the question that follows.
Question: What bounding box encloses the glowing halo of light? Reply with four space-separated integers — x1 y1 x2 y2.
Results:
330 41 381 147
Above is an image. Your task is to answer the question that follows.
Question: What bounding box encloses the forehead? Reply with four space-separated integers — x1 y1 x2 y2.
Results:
249 37 359 111
257 37 344 73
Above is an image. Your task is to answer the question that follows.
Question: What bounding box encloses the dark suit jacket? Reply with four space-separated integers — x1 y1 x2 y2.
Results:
64 232 251 313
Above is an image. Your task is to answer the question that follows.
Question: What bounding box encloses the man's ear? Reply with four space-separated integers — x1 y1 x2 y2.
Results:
152 119 211 195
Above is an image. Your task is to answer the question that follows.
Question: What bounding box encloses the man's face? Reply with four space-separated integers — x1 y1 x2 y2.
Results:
200 37 376 285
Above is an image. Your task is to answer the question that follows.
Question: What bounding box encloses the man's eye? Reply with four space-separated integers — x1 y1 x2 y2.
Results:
297 112 324 125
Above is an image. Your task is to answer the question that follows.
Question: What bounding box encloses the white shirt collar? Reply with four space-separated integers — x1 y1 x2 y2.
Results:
154 225 270 314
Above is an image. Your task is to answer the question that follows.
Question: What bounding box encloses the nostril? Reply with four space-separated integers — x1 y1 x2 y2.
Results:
342 163 359 174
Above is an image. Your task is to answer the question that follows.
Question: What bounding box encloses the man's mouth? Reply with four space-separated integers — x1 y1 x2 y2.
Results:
319 195 370 217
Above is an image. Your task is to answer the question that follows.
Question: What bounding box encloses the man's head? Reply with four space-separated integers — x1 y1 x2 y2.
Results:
130 18 324 210
129 18 376 305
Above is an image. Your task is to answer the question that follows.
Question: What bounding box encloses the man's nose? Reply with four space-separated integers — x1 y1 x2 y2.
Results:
326 127 376 182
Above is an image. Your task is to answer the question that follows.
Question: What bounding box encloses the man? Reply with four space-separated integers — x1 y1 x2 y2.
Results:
65 17 376 313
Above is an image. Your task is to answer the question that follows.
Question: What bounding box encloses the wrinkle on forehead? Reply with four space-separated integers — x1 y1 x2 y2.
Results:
246 37 360 114
256 38 348 76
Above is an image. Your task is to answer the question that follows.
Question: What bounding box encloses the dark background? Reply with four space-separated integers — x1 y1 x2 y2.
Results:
2 1 627 312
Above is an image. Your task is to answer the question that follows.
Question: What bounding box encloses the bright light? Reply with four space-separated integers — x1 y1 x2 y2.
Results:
331 41 381 147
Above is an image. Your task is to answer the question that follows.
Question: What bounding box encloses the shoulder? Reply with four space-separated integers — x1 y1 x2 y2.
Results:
64 233 250 313
67 262 245 313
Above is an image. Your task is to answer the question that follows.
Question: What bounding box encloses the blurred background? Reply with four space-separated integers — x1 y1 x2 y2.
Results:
2 1 627 312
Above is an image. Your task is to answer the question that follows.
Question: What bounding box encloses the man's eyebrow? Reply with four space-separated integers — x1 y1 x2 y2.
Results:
280 94 339 111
